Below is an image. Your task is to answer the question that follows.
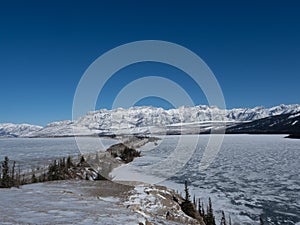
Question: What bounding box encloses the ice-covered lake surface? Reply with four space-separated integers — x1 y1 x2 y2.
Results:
0 137 119 170
112 134 300 225
0 135 300 225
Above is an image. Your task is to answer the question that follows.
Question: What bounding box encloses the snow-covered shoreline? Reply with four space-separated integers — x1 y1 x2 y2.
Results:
0 179 205 225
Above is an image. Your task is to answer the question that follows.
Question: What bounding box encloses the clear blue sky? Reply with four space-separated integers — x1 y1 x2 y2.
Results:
1 0 299 126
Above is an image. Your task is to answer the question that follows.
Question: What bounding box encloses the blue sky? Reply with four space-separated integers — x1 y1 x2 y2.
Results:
0 0 299 125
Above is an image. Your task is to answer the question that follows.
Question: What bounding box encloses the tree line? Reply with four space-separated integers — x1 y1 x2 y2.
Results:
0 155 105 188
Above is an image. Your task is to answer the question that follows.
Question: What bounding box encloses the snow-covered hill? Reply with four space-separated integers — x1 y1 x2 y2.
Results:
24 104 300 137
0 123 42 137
1 104 299 137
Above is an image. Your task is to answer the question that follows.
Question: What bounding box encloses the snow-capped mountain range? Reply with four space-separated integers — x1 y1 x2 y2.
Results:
0 123 42 138
1 104 300 137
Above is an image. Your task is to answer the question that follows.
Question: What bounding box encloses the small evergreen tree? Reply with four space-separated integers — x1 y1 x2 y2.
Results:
220 211 227 225
229 215 232 225
47 160 58 181
31 170 37 183
201 202 205 217
184 180 190 201
180 181 200 221
198 198 202 216
66 156 73 168
204 197 216 225
80 155 85 164
1 156 10 187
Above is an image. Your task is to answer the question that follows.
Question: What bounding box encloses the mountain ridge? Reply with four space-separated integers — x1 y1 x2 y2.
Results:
0 123 42 138
1 104 300 137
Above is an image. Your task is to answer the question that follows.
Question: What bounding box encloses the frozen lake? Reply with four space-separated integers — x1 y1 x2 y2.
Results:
0 135 299 224
0 137 119 170
112 134 300 225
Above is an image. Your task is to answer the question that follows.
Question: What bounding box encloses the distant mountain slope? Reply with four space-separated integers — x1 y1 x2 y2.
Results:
226 112 300 134
1 104 300 137
29 104 300 137
0 123 42 137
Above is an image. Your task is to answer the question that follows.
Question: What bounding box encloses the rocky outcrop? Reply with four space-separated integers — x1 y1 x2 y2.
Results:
106 143 141 163
125 184 206 225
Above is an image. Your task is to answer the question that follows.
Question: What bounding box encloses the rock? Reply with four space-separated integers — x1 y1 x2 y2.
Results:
125 184 205 225
107 143 141 163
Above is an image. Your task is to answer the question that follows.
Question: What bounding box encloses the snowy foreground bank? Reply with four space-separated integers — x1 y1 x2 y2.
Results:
0 180 202 225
